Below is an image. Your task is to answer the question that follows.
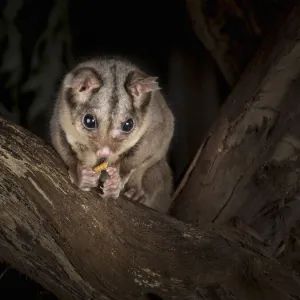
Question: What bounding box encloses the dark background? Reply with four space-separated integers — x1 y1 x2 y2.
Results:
0 0 228 298
0 0 215 132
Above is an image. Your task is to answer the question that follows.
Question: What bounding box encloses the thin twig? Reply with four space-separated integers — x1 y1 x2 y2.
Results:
0 267 9 280
171 135 211 202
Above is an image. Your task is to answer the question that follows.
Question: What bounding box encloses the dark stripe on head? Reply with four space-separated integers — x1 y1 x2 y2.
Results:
124 71 136 117
124 71 136 105
124 71 135 92
109 63 118 130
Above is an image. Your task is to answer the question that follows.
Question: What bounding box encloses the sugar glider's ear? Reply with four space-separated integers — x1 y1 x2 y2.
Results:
125 70 160 108
64 67 101 100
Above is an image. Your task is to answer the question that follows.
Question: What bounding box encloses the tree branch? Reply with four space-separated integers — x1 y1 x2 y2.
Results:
1 117 300 299
171 3 300 258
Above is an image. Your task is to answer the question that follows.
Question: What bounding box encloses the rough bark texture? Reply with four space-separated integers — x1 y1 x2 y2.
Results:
185 0 295 86
171 3 300 261
1 118 300 300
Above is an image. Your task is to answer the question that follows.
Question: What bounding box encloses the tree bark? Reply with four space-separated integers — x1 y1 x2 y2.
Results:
1 119 300 299
171 3 300 257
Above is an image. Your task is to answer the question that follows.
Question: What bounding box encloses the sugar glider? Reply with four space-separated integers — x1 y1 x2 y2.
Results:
50 57 175 213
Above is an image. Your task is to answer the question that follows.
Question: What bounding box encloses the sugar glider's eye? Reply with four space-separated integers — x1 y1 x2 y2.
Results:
82 114 97 129
121 118 134 133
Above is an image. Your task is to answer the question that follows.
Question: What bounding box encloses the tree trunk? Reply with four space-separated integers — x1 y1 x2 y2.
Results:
1 119 300 300
171 3 300 258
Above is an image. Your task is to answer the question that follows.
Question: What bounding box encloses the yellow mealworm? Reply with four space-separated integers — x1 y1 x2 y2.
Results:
93 161 108 174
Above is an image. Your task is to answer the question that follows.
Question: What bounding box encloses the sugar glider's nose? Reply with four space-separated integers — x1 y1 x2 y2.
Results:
96 146 110 158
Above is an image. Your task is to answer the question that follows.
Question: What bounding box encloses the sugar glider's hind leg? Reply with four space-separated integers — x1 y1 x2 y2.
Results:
140 159 173 213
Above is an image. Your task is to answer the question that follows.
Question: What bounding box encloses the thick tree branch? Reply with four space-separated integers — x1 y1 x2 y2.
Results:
1 118 300 299
171 3 300 257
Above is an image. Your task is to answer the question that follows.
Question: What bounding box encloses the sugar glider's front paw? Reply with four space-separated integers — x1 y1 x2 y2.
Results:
101 167 123 199
69 165 100 191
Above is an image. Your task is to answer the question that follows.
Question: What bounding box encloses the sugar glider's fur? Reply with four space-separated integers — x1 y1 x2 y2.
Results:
50 57 175 213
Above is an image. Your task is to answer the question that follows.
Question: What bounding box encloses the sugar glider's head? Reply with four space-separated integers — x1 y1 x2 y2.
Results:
61 58 160 158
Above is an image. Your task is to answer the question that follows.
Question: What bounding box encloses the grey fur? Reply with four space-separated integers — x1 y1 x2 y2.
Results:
49 57 175 213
